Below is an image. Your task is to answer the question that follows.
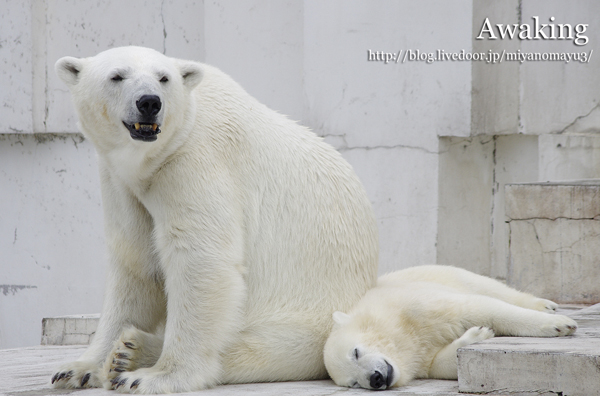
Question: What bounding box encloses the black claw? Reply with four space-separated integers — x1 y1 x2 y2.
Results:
555 327 562 332
114 367 125 373
111 376 122 387
51 373 58 384
118 378 128 388
81 373 91 387
131 379 141 389
116 353 129 359
123 342 136 349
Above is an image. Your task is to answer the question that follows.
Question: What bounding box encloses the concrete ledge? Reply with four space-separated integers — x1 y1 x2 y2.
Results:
506 180 600 220
41 314 99 346
457 305 600 395
506 181 600 303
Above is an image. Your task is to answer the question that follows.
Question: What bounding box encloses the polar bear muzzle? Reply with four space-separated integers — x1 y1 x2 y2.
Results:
123 94 162 142
369 361 394 390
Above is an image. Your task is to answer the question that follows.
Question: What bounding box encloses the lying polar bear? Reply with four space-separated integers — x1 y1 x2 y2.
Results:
52 46 378 393
324 265 577 390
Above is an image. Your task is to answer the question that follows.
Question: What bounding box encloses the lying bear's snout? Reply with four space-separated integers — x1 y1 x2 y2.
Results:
136 94 162 117
369 361 394 390
369 371 385 389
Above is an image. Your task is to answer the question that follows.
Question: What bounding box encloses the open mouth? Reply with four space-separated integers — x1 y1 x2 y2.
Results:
123 122 161 142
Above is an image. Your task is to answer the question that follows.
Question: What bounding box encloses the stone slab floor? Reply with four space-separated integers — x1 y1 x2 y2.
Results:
1 305 598 396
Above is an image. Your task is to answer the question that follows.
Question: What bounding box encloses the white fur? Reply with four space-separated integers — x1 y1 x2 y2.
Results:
52 46 378 393
324 265 577 390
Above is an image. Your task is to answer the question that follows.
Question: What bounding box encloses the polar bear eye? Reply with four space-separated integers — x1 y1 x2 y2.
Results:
353 348 360 360
159 76 169 83
111 74 124 82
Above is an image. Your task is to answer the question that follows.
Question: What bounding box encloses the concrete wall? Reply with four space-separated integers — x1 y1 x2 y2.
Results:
2 1 599 349
437 1 600 281
1 0 472 349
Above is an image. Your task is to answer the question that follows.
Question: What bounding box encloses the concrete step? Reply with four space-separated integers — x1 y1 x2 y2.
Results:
41 313 99 346
505 180 600 304
457 304 600 396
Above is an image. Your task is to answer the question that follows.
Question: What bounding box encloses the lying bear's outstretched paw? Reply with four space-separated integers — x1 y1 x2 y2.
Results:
457 326 495 347
540 315 577 337
533 298 558 314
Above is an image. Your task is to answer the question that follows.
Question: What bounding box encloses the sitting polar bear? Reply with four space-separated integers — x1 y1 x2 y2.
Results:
324 265 577 390
52 46 378 393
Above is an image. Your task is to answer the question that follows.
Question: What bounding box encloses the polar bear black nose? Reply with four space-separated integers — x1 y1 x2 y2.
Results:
136 95 162 116
370 371 385 389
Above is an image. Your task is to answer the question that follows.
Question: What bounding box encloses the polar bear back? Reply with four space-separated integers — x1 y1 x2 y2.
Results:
188 64 379 318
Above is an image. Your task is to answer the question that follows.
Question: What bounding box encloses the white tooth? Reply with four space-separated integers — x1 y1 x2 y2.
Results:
134 123 140 130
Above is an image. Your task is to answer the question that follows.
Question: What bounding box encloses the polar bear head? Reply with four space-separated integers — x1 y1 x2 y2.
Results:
55 46 203 147
324 311 400 390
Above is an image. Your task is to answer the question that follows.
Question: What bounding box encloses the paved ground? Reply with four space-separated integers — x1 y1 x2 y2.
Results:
2 305 598 396
0 345 462 396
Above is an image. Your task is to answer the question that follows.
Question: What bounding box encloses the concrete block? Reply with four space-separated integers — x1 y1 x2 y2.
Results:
437 135 538 280
506 182 600 304
539 135 600 181
458 305 600 396
506 181 600 220
41 314 99 346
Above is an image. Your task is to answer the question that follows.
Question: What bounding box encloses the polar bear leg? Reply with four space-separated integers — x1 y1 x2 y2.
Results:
454 269 558 313
429 326 494 379
52 265 166 389
220 320 329 384
461 295 577 337
52 170 167 389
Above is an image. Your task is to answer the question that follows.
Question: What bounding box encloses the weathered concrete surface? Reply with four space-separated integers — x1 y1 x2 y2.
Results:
0 344 464 396
506 182 600 304
458 305 600 395
41 314 99 346
8 306 597 396
506 181 600 220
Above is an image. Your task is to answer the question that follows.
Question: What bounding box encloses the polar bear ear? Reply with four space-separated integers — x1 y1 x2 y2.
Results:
178 61 203 90
55 56 84 86
332 311 352 326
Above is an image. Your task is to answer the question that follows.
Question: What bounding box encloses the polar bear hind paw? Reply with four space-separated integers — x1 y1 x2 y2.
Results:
51 360 102 388
541 315 577 337
104 326 163 384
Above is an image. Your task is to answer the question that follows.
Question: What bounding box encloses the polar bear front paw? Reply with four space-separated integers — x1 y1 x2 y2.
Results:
103 326 163 384
51 360 103 389
109 368 214 394
457 326 495 348
540 315 577 337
